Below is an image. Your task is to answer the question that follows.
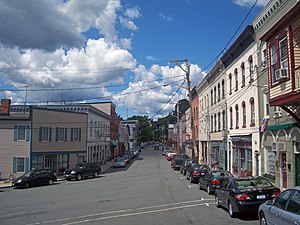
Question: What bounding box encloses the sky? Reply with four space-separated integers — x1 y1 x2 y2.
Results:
0 0 269 120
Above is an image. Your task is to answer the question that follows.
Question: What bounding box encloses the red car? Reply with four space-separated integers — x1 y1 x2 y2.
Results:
166 152 176 161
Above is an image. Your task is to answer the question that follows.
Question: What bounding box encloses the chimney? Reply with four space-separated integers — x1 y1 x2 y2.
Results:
0 99 11 116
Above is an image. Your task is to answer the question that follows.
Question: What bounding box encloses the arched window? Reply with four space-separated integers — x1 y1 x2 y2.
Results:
250 97 255 126
248 55 254 83
234 68 238 91
218 83 221 101
229 107 233 129
229 73 232 95
242 101 246 127
241 62 245 87
235 104 239 129
222 79 225 99
222 110 226 130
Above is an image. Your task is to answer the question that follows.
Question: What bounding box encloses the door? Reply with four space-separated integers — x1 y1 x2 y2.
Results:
296 154 300 186
45 156 52 169
280 152 287 189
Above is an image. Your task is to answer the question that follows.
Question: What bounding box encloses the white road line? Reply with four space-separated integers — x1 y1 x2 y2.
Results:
61 203 215 225
188 185 192 188
26 199 215 225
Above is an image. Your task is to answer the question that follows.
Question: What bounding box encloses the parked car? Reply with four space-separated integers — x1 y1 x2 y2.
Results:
153 144 160 150
171 154 189 170
166 152 176 161
186 164 210 183
198 170 233 194
215 176 281 218
162 147 173 156
180 159 197 175
12 169 57 188
113 157 127 168
258 186 300 225
64 162 101 181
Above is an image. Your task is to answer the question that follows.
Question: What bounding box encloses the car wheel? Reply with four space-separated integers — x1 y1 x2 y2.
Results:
259 212 267 225
228 201 237 218
24 182 30 188
93 171 99 178
215 195 220 208
76 173 82 181
207 185 212 195
48 179 54 185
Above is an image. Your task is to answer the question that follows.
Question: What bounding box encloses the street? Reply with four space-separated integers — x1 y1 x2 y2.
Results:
0 146 259 225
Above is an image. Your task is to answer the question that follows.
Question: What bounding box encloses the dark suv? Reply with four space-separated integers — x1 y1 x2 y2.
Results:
171 154 189 170
64 162 101 181
12 169 57 188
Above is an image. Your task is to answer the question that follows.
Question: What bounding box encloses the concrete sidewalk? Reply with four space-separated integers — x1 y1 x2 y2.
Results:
0 160 113 189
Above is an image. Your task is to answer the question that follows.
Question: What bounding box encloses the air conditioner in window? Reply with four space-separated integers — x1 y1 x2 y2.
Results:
274 112 282 118
275 68 288 80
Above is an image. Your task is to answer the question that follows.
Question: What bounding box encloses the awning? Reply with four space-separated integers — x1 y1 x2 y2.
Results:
110 140 117 146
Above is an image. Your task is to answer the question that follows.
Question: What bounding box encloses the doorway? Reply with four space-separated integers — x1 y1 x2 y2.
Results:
296 154 300 186
280 152 287 189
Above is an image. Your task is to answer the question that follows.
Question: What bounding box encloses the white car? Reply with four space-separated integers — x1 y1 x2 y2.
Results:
258 186 300 225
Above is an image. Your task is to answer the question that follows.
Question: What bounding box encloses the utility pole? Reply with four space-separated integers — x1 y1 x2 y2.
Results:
170 59 196 160
177 102 180 154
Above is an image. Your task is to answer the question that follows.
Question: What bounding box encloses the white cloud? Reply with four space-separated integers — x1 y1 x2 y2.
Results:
233 0 269 7
159 12 174 22
119 16 138 30
124 6 141 19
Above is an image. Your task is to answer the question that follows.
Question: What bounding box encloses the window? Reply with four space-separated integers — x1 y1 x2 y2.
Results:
245 149 252 172
274 190 293 210
235 104 239 129
56 127 67 142
32 155 44 170
218 112 221 131
214 87 217 104
242 101 246 128
229 73 232 95
71 128 81 142
279 37 288 71
13 157 29 173
217 83 220 101
241 63 245 87
211 115 213 132
58 154 69 174
249 56 254 83
270 43 278 84
211 90 213 106
287 191 300 215
229 107 233 129
250 97 255 126
222 79 225 99
266 146 276 176
14 125 30 141
39 127 52 142
222 110 226 130
214 113 217 132
234 68 238 91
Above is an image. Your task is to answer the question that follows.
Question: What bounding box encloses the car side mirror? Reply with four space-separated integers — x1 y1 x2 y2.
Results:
265 200 274 206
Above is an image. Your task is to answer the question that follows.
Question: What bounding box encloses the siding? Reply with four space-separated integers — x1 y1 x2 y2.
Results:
270 79 292 99
293 20 300 90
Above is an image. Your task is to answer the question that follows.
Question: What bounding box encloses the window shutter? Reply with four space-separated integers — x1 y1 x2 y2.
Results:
13 157 17 173
64 128 67 142
49 127 52 142
14 125 18 141
71 128 74 142
26 125 30 142
39 127 42 142
79 128 81 142
56 128 58 142
25 158 29 172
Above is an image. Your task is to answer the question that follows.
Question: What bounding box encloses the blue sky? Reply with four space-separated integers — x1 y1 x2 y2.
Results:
0 0 268 119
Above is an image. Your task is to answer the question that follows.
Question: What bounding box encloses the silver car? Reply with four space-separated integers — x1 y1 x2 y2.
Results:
258 186 300 225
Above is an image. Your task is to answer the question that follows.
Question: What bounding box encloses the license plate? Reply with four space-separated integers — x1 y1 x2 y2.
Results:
257 195 266 199
201 173 205 175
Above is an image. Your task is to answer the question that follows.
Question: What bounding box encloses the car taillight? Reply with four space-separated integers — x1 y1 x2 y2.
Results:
192 171 200 175
272 191 281 198
211 179 221 185
235 194 250 201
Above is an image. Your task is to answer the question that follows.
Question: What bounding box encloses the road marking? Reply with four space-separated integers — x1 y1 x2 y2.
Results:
188 185 192 188
26 199 215 225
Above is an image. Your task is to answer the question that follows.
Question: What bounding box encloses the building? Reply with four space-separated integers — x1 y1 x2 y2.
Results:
253 0 300 188
121 120 139 150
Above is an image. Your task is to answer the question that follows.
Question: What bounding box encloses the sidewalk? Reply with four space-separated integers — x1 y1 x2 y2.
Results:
0 160 114 189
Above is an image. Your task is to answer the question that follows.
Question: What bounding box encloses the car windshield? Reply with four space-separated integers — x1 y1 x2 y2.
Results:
193 165 209 170
212 171 232 177
235 177 273 189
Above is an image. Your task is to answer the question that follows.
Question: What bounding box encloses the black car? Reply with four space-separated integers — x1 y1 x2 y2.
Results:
186 164 210 183
180 159 197 175
199 170 233 194
215 176 281 218
12 169 57 188
171 154 189 170
64 162 101 181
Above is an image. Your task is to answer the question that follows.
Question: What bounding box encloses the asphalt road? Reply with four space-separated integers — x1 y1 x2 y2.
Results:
0 146 260 225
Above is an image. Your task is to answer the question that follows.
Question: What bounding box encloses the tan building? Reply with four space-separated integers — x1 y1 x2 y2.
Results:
0 100 87 179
